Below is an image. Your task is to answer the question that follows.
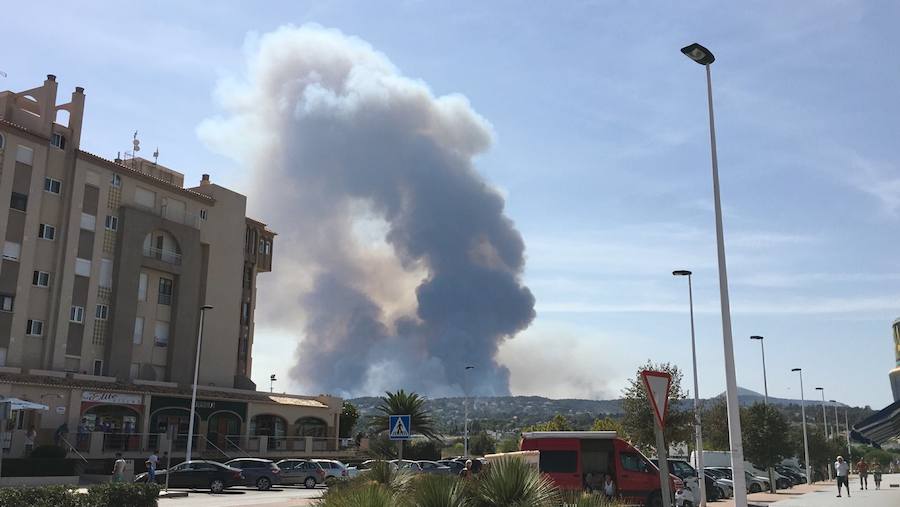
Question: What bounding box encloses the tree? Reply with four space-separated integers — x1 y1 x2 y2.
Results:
621 361 691 452
701 396 730 451
522 414 572 432
469 431 497 456
497 435 520 453
591 417 624 433
339 401 360 438
368 389 439 440
742 403 790 469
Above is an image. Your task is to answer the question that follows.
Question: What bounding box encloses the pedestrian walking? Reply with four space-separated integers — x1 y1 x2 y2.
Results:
145 449 159 483
459 459 473 479
76 418 89 448
856 458 868 490
111 452 126 483
872 463 882 490
24 426 37 455
54 422 69 446
834 456 850 497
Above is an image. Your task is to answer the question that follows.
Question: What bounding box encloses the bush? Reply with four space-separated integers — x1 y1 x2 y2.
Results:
0 483 159 507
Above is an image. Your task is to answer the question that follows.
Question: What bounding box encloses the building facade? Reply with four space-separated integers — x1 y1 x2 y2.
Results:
0 76 342 460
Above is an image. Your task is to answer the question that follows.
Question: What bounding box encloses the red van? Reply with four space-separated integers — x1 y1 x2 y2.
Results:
520 431 682 506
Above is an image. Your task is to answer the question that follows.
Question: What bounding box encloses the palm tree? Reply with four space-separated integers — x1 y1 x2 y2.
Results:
369 390 440 440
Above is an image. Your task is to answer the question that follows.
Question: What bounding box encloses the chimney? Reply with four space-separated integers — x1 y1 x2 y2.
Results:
200 174 211 186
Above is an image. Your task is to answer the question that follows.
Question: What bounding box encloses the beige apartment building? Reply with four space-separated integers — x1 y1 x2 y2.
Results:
0 75 343 462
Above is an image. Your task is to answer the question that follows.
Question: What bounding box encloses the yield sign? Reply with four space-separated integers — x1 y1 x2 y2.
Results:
641 370 671 429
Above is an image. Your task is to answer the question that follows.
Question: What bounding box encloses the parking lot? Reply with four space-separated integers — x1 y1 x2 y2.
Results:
158 485 325 507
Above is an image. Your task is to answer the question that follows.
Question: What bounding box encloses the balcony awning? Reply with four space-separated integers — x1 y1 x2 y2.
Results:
0 397 49 411
852 398 900 445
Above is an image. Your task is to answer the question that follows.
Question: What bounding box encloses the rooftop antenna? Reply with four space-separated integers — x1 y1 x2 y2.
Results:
131 131 140 169
153 147 159 165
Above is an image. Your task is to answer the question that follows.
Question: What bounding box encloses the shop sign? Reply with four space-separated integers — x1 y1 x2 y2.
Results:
56 406 66 415
81 391 142 405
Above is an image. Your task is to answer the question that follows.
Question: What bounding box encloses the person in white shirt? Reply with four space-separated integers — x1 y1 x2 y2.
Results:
834 455 850 497
146 449 159 483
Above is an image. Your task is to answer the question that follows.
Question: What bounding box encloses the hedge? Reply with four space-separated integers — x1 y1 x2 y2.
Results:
0 482 159 507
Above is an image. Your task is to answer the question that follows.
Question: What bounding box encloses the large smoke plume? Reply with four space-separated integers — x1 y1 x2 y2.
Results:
200 25 534 397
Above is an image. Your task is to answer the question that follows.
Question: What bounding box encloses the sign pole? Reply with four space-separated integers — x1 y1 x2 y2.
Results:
654 424 673 507
389 415 411 462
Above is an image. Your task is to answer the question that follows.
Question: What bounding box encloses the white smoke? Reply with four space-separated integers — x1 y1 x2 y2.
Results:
199 25 534 397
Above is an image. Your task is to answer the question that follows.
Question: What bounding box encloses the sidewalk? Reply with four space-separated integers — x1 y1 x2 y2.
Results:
710 474 900 506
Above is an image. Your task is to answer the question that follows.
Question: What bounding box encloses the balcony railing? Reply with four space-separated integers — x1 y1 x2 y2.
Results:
143 246 182 265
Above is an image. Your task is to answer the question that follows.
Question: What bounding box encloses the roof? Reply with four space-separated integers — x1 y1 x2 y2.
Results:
852 399 900 445
521 431 618 440
246 217 277 235
0 371 331 409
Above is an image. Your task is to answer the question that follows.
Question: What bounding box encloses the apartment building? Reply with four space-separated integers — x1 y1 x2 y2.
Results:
0 75 342 461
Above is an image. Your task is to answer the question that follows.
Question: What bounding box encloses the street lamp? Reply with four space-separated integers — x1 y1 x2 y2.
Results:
814 388 831 480
829 400 839 440
681 42 748 506
791 368 812 483
843 408 851 460
673 269 706 507
270 374 277 393
749 336 775 491
185 304 213 463
463 365 475 457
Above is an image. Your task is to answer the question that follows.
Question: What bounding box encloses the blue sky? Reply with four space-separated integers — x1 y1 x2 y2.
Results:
5 1 899 408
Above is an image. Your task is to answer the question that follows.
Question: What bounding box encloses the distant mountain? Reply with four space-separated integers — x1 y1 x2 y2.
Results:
349 387 848 433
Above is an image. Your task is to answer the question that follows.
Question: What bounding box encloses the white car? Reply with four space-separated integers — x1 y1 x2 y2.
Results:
346 460 397 478
312 459 349 481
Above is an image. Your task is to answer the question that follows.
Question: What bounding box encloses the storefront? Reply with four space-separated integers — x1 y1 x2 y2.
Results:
149 395 247 450
79 390 144 451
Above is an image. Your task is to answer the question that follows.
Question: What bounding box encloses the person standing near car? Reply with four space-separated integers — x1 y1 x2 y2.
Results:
146 449 159 483
834 456 850 497
459 460 473 479
112 452 126 483
856 458 868 490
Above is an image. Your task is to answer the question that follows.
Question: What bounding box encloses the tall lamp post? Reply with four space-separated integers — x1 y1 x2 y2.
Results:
750 336 775 492
673 269 706 507
829 401 839 440
185 304 213 463
463 365 474 457
269 374 277 393
791 368 812 483
814 388 831 479
844 408 851 460
681 42 747 505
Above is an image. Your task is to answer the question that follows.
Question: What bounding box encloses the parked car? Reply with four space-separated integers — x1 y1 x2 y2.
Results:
745 471 770 493
437 459 465 475
703 469 734 498
224 457 282 490
346 459 397 478
667 459 702 504
312 459 349 482
391 459 424 473
775 465 805 484
277 459 327 488
134 460 243 494
416 460 452 475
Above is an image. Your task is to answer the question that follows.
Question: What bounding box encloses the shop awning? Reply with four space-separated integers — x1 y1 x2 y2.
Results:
852 398 900 445
0 397 49 411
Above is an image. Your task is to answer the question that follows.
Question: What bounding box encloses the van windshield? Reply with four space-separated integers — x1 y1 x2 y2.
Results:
539 450 577 473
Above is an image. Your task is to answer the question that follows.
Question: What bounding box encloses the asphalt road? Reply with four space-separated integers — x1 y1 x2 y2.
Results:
157 485 325 507
770 474 900 506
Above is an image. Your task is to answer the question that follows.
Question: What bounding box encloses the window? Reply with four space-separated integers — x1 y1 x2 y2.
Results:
50 133 66 149
16 146 33 165
138 273 148 301
105 215 118 231
200 209 208 220
44 177 62 194
264 240 271 255
93 360 103 376
10 192 27 212
154 320 169 347
0 295 13 312
80 212 96 231
538 451 578 474
130 362 140 378
241 302 250 324
95 304 109 320
2 242 21 261
75 258 91 277
132 317 144 344
70 306 85 323
243 265 253 289
32 271 50 288
38 224 56 240
620 453 651 474
0 133 4 149
135 187 155 208
26 319 43 336
99 259 113 288
158 278 173 305
259 239 265 254
110 173 121 188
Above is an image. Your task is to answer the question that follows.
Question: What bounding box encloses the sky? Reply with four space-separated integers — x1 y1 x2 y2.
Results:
4 0 899 408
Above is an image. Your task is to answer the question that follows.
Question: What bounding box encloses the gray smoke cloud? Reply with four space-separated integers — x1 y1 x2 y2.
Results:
199 25 534 397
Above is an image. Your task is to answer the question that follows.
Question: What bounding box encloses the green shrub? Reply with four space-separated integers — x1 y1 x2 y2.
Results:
0 483 158 507
317 481 395 507
472 456 559 506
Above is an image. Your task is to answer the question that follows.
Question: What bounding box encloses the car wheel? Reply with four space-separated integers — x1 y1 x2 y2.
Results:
647 491 663 507
750 483 761 493
257 476 272 491
209 479 225 494
304 476 317 489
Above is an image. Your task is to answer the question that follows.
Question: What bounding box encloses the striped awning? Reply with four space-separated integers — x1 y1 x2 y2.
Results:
852 399 900 445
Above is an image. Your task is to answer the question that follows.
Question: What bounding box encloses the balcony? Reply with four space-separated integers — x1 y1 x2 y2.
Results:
143 246 182 265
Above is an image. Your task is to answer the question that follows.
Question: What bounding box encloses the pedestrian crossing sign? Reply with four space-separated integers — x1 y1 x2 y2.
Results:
389 414 411 440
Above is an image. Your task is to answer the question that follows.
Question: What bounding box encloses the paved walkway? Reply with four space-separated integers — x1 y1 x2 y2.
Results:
706 474 900 506
157 486 324 506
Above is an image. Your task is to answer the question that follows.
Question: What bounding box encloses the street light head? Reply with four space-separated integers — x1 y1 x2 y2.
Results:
270 374 277 381
672 270 692 276
750 335 764 340
829 399 837 403
465 366 475 370
201 305 214 311
681 43 715 65
815 387 824 391
791 368 802 372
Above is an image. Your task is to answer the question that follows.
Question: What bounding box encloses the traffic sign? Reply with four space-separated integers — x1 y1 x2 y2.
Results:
641 370 672 429
389 415 411 440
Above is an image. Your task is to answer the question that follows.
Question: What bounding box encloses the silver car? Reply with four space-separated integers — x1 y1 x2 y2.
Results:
275 459 326 489
313 459 349 481
416 460 452 475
